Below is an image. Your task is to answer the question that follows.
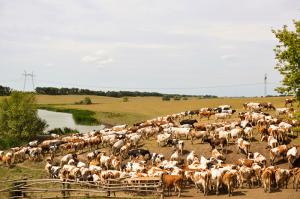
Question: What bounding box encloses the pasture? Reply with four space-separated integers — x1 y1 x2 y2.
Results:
35 95 296 125
0 95 299 198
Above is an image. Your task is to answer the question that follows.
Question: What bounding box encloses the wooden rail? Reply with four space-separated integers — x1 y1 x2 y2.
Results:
0 177 164 199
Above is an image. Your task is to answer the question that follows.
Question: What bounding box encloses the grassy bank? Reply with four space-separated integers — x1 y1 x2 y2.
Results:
38 105 100 125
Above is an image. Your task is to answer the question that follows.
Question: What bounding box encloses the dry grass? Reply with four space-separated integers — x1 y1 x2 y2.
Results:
33 95 296 125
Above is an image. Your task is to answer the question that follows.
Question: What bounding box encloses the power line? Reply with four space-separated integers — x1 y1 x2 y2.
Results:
23 71 35 91
264 73 267 97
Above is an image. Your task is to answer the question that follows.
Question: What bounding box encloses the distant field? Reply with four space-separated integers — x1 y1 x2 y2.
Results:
35 95 296 125
0 95 297 125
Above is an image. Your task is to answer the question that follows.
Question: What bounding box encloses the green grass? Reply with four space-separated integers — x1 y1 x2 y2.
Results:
38 105 100 125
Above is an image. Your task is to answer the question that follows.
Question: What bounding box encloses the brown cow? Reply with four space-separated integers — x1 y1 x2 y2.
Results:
222 171 238 196
261 167 276 193
161 173 183 197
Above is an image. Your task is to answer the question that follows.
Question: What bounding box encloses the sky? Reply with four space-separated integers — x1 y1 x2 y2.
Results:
0 0 299 97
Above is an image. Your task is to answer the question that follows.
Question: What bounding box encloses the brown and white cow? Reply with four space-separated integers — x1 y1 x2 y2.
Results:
270 145 288 166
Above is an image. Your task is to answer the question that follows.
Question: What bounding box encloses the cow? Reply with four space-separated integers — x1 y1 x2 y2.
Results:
215 113 231 121
157 133 172 146
128 149 151 160
285 98 296 107
190 130 208 144
180 119 198 126
210 168 223 195
222 171 238 196
238 166 255 188
205 137 228 153
199 111 215 120
237 138 250 155
292 168 300 191
270 145 288 165
275 168 291 189
261 167 275 193
212 149 225 161
192 170 211 196
287 147 298 169
161 173 183 197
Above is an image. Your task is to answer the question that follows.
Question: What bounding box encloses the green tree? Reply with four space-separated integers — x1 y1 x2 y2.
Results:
0 92 47 147
83 97 92 104
122 97 129 102
272 20 300 101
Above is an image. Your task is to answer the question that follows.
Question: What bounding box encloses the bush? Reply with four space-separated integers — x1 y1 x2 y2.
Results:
48 127 79 135
173 96 181 101
162 96 171 101
83 97 92 104
123 97 129 102
75 97 92 105
183 97 188 100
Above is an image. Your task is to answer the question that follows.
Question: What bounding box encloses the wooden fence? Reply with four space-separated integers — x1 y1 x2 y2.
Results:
0 177 164 199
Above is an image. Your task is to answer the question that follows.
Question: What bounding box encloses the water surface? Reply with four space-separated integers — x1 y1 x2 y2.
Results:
38 109 105 133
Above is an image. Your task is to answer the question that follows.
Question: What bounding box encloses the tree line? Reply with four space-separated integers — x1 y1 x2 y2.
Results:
34 86 218 98
0 85 12 96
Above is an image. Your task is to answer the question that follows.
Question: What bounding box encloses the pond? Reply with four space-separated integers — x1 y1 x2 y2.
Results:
38 109 105 133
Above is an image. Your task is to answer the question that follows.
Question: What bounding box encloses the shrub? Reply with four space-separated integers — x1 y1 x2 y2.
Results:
173 96 181 101
75 97 92 105
162 96 171 101
48 127 79 135
83 97 92 104
123 97 129 102
183 97 188 100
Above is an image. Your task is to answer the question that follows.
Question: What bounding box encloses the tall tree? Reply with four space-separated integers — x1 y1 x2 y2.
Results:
0 92 47 147
272 20 300 101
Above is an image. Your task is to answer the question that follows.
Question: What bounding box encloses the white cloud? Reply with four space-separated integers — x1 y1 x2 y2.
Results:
81 50 113 67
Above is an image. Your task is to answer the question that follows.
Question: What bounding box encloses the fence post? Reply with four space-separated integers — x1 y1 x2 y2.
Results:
9 179 27 198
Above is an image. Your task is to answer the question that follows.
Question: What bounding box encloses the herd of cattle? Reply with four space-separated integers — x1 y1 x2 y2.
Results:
0 99 300 197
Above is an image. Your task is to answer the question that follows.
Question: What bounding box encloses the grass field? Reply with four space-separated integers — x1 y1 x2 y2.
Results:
33 95 298 125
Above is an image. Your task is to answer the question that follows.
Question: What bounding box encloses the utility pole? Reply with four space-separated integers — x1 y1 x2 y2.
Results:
264 73 267 97
23 71 35 91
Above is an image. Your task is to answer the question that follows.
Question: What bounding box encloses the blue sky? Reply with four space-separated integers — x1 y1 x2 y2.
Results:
0 0 299 96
